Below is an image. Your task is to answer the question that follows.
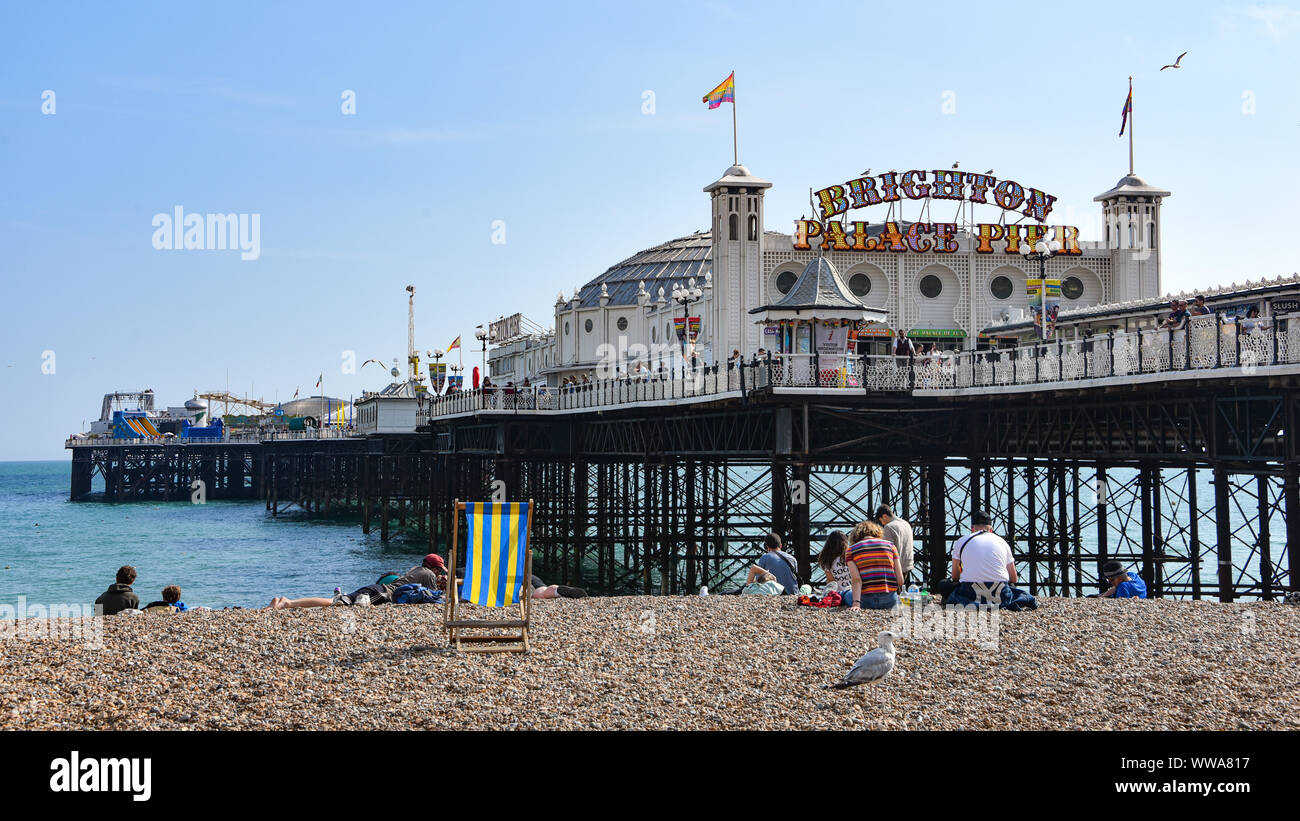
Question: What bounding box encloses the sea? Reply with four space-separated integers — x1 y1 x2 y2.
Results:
1 461 432 613
0 460 1284 615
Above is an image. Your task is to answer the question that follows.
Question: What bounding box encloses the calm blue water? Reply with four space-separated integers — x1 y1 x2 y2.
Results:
0 461 431 613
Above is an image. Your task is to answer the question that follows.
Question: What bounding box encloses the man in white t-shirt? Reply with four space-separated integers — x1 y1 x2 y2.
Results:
951 511 1017 584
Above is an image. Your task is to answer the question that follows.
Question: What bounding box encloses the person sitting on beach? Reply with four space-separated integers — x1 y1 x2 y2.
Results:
740 565 783 595
1098 560 1147 599
756 532 799 594
817 530 854 607
267 553 450 609
95 565 140 616
846 521 902 611
143 584 189 613
945 511 1037 611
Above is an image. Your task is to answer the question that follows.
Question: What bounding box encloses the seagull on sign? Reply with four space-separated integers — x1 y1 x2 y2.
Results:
984 169 994 175
830 630 900 689
1160 51 1187 70
952 161 960 169
860 168 871 177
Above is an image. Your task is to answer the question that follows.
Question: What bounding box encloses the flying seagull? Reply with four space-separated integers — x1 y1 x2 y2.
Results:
360 358 387 370
831 630 900 689
1160 51 1187 70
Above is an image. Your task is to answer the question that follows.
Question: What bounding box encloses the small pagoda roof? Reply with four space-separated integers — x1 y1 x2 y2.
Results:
749 255 889 323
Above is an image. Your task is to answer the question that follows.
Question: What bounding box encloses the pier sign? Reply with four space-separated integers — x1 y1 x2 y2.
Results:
794 169 1080 255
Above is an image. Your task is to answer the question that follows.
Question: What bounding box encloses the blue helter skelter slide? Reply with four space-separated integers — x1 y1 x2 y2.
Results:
112 410 163 438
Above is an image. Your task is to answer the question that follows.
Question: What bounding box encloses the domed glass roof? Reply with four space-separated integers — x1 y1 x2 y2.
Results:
573 232 712 309
573 230 781 309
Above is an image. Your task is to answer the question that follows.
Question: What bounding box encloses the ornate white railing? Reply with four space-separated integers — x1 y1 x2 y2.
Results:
416 313 1298 419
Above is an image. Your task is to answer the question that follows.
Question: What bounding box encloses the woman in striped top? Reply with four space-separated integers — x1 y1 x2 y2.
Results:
846 520 903 611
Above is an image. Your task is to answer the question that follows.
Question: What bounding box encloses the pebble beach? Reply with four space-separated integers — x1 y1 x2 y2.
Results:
2 597 1297 731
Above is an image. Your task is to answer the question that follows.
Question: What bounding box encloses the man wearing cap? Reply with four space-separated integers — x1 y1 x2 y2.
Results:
1099 561 1147 599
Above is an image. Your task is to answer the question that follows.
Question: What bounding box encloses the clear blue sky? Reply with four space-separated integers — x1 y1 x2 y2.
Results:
2 1 1297 459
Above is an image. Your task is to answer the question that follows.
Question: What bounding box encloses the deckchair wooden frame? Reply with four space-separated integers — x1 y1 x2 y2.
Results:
444 499 534 653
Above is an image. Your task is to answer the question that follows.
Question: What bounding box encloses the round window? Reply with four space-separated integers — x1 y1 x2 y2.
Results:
990 275 1013 300
584 318 593 333
919 274 943 299
776 270 797 295
564 321 570 336
848 273 871 297
1062 276 1084 300
616 316 628 332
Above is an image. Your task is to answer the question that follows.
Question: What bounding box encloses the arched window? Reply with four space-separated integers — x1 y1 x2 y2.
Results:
728 214 739 241
1105 224 1110 248
747 214 758 241
1148 221 1156 248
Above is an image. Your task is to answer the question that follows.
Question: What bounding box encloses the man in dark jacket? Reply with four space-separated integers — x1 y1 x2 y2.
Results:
95 566 140 615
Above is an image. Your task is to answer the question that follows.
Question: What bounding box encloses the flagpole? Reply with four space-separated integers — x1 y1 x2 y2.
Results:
731 71 738 165
1128 76 1134 176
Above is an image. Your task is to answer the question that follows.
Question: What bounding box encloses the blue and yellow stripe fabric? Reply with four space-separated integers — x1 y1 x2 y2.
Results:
461 502 530 607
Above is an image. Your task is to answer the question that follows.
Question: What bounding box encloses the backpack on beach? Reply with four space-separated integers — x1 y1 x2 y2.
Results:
391 583 444 605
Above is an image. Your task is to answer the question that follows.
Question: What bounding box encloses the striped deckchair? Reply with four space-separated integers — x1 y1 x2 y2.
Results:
444 499 534 653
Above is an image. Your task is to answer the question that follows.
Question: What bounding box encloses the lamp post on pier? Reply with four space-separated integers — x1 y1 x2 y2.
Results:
671 277 704 375
1020 237 1063 340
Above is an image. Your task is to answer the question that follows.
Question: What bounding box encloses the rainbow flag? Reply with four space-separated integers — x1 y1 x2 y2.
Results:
1119 80 1132 136
703 72 735 109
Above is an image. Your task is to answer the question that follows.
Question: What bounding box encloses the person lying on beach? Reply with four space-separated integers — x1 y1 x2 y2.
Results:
528 574 587 599
95 565 140 616
740 565 783 595
143 584 189 613
452 571 586 599
267 554 450 609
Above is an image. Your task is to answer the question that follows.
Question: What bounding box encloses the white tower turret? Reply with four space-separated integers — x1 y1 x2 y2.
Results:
1094 174 1170 302
705 164 772 358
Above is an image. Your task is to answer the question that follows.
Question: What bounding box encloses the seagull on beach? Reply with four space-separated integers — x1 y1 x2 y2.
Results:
831 630 899 689
1161 51 1187 70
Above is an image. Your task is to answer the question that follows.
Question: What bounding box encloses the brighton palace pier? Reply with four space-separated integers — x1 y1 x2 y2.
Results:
70 162 1300 602
488 163 1170 380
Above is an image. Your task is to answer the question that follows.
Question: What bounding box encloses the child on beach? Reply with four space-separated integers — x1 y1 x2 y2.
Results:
817 530 853 606
143 585 189 613
1098 561 1147 599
